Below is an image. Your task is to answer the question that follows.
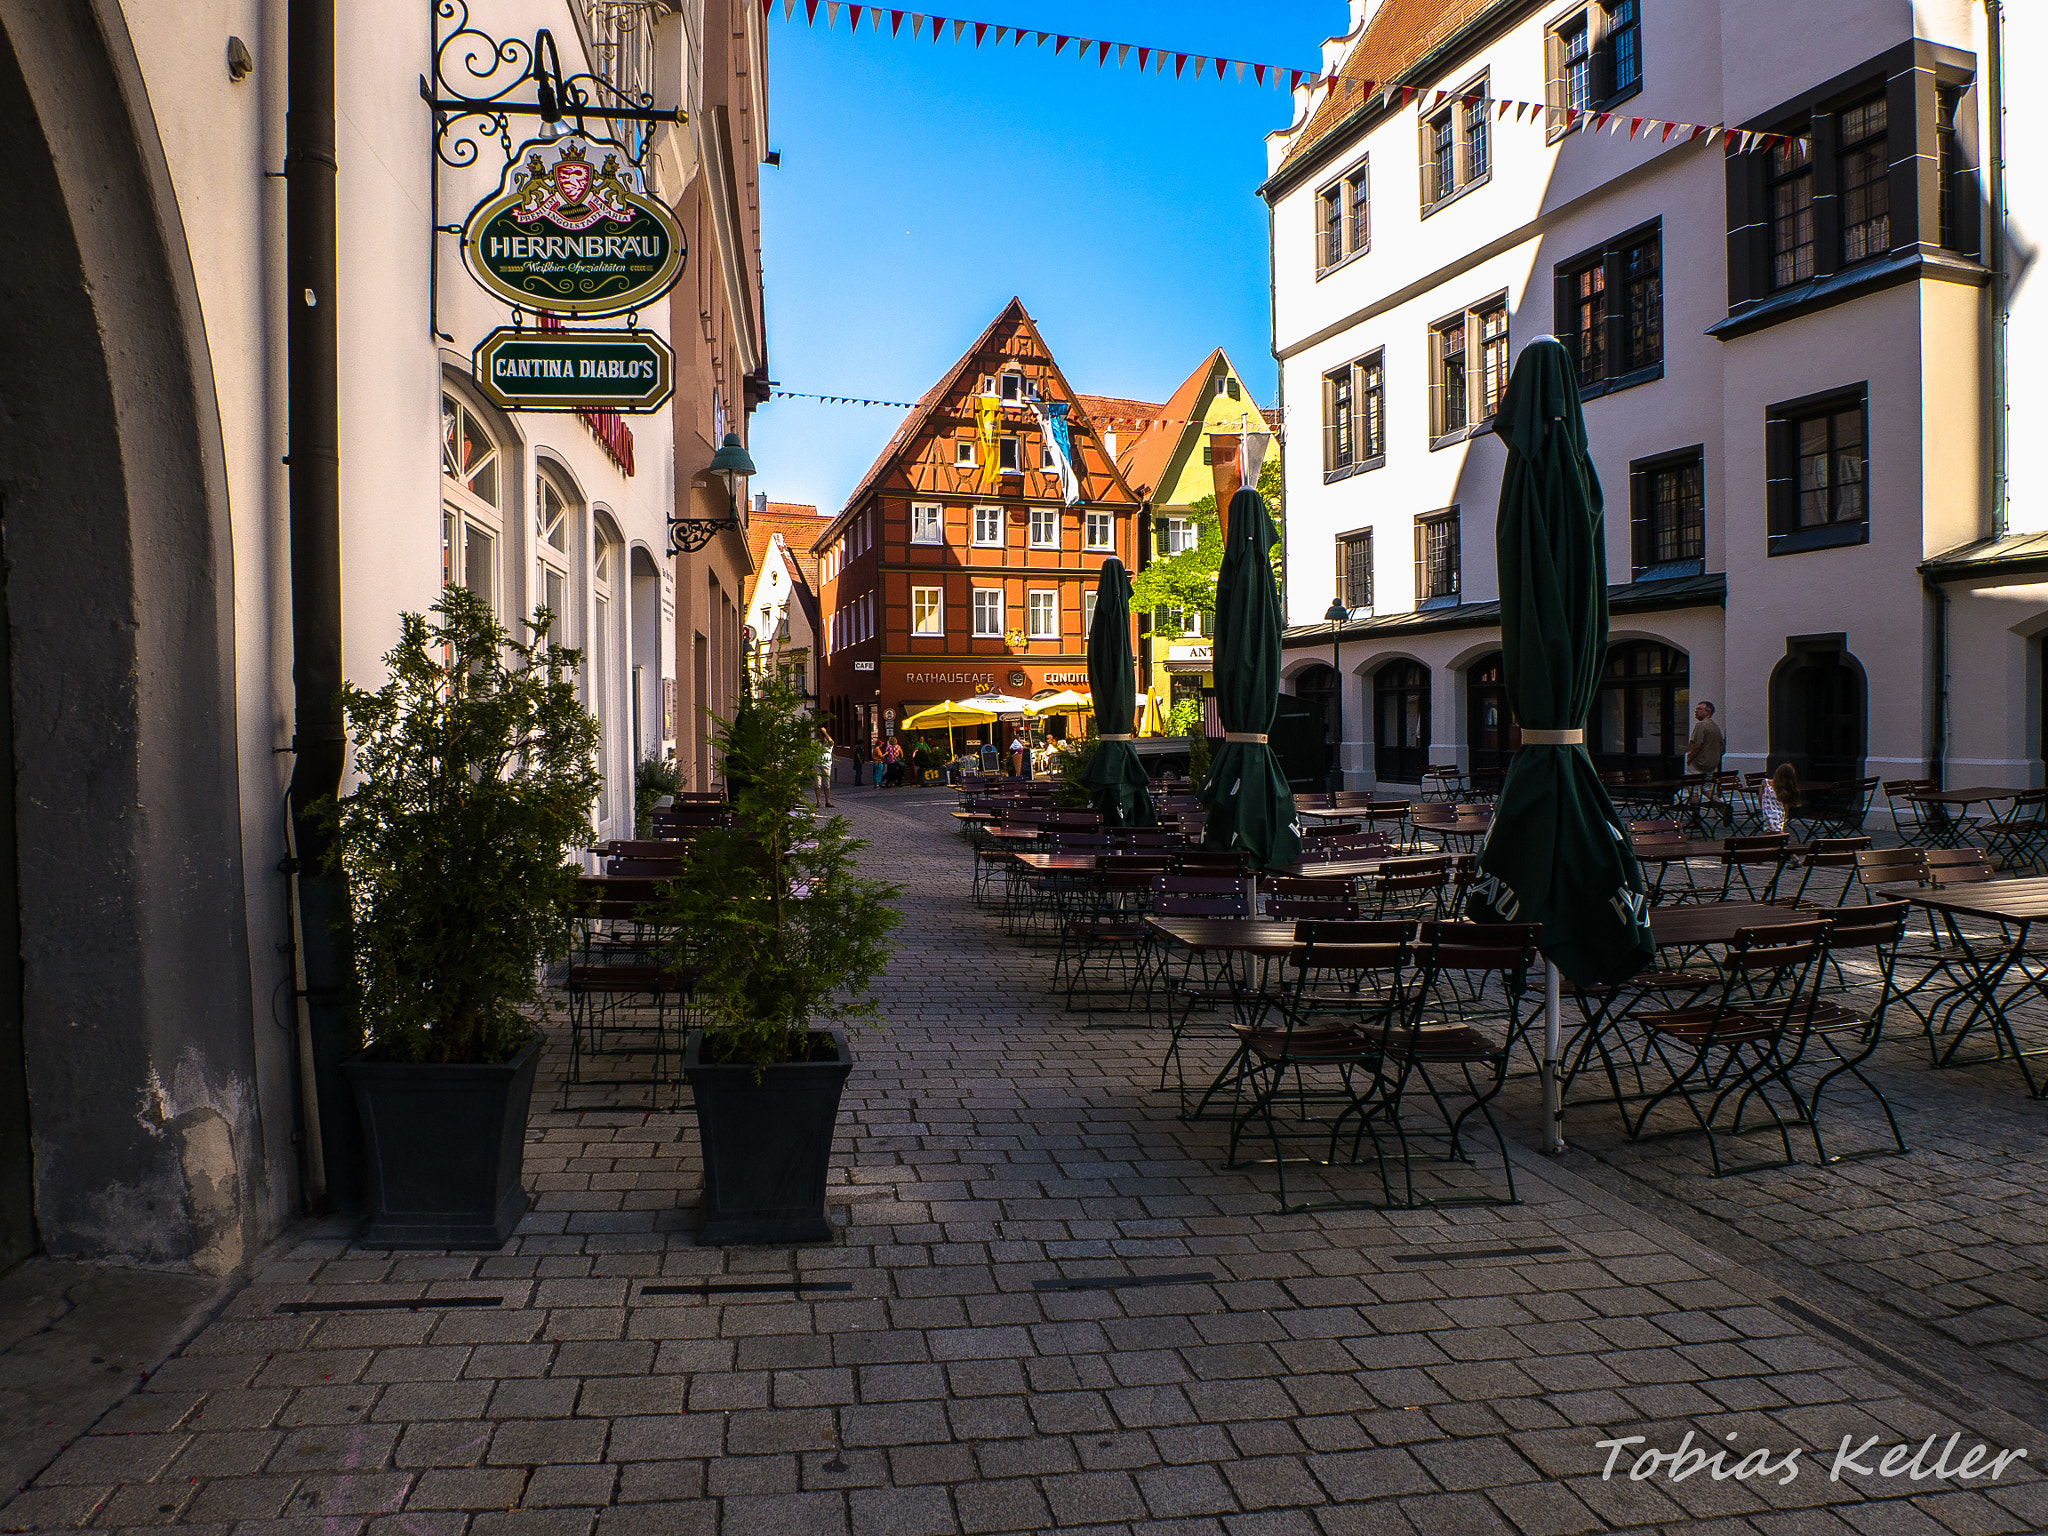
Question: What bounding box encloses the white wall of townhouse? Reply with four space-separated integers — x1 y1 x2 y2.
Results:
1265 0 2042 791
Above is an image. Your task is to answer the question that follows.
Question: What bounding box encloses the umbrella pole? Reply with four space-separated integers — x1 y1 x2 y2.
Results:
1541 959 1565 1155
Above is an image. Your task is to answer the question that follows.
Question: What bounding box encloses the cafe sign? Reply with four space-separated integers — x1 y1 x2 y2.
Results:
461 132 686 316
473 327 674 412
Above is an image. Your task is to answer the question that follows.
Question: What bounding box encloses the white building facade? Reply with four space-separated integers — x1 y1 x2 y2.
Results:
0 0 766 1270
1264 0 2038 795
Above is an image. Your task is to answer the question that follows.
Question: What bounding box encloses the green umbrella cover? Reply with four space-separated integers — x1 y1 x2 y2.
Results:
1198 488 1301 869
1467 337 1652 985
1077 559 1155 828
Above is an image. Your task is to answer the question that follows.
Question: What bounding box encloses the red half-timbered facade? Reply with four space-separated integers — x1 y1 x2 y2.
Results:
814 299 1143 748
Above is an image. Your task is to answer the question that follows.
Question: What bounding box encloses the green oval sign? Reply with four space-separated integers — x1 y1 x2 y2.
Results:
461 133 686 317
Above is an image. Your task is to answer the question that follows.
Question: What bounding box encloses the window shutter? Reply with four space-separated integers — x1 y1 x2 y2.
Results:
1629 465 1650 575
1413 520 1425 605
1364 532 1375 610
1427 329 1443 439
1764 416 1794 536
1448 513 1462 596
1333 537 1348 606
1544 27 1564 135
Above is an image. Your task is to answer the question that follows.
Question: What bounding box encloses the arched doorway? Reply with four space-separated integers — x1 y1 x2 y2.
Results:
1591 641 1689 778
1373 660 1430 783
1293 663 1339 784
1466 652 1520 787
1770 637 1866 782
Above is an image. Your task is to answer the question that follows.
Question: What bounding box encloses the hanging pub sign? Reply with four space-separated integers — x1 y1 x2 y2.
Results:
460 131 685 316
472 327 674 412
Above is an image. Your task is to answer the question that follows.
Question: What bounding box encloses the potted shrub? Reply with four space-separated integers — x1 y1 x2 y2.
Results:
323 588 600 1249
661 678 901 1244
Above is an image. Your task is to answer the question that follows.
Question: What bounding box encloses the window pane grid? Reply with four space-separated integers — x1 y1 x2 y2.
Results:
1030 507 1057 547
912 587 942 635
1479 305 1509 420
1622 235 1662 372
1437 322 1467 435
1027 590 1057 639
1838 96 1891 265
1084 511 1112 549
1649 460 1704 564
1769 137 1816 288
972 589 1002 636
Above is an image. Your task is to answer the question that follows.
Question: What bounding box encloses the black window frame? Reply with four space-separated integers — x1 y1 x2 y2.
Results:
1419 72 1492 214
1322 349 1385 482
1720 42 1981 336
1314 157 1370 276
1628 445 1706 579
1413 507 1461 608
1553 219 1663 399
1766 384 1870 555
1835 92 1892 269
1335 527 1374 614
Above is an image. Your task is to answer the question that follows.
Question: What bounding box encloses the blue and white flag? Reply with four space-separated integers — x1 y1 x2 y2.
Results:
1034 400 1084 506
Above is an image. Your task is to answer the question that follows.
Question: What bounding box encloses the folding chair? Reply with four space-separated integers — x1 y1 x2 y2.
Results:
1716 835 1788 902
1350 921 1540 1208
1983 788 2048 874
1055 856 1173 1015
1786 836 1872 908
1624 920 1831 1176
1368 857 1449 920
1777 902 1910 1165
1151 876 1256 1110
1883 779 1942 848
1223 919 1415 1211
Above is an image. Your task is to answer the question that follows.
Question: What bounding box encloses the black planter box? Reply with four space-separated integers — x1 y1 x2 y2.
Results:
341 1038 540 1250
683 1029 851 1245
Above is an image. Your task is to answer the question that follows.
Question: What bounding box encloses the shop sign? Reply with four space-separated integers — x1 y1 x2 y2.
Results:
472 327 673 412
853 661 876 672
461 133 686 316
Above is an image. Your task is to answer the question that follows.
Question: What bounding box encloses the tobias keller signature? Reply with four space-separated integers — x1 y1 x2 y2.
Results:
1596 1430 2029 1486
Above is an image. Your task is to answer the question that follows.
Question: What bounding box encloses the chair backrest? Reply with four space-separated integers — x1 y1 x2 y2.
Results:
1116 829 1181 848
1302 821 1363 842
1416 920 1541 979
1043 811 1104 830
1151 876 1251 917
1805 835 1872 869
1724 920 1831 980
1722 834 1787 865
1175 850 1248 875
1269 896 1362 921
2007 788 2048 822
1050 833 1113 852
1820 900 1909 951
606 858 687 879
1852 848 1921 891
1104 854 1173 875
607 839 690 860
1923 858 1994 888
1264 875 1351 900
1293 918 1416 976
1921 846 1992 875
1154 874 1251 899
1631 818 1681 837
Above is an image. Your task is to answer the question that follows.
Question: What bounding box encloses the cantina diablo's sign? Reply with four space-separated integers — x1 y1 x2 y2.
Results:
461 133 685 316
473 328 674 412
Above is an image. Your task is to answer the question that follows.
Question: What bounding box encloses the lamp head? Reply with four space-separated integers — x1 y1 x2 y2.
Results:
709 432 757 478
1324 600 1350 623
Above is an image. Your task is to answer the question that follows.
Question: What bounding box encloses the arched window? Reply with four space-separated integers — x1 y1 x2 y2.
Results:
591 523 616 827
441 395 502 610
535 469 574 641
1466 651 1520 787
1592 641 1689 777
1373 660 1430 783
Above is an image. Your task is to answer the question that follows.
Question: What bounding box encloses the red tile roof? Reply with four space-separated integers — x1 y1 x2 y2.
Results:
1276 0 1508 177
745 501 828 590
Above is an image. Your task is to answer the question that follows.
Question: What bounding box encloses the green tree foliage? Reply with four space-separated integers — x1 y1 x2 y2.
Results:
1129 457 1284 640
660 679 902 1069
634 752 684 837
322 587 601 1065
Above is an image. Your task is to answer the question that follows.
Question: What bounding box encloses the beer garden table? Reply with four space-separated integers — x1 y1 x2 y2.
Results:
1890 875 2048 1096
1909 786 2021 849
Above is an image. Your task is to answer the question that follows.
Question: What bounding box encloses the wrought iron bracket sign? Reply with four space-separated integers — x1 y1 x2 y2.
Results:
423 2 688 337
667 512 741 557
473 327 674 412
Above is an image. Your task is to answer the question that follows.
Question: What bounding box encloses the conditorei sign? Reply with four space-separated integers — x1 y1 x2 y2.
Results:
473 327 674 412
461 133 685 316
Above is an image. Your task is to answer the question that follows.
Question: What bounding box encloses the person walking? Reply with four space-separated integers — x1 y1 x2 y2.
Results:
1684 700 1727 823
814 726 835 809
851 734 871 789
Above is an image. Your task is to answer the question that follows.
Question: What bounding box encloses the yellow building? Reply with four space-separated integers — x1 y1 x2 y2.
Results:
1112 349 1276 729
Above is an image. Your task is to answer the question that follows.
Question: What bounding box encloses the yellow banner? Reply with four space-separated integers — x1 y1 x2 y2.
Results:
975 395 1000 488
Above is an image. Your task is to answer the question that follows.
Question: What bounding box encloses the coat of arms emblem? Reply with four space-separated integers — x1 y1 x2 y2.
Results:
511 141 638 231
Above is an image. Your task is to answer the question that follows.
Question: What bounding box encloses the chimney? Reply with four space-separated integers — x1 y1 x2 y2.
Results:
752 491 768 513
1208 433 1242 534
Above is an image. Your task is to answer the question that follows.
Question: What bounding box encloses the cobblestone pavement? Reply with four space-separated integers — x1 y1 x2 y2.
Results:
7 788 2048 1535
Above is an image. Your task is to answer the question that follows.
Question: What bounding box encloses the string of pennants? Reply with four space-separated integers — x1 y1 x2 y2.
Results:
771 389 1284 430
760 0 1806 154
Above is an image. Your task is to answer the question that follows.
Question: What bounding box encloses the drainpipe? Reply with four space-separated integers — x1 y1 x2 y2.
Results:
284 0 357 1209
1928 578 1949 786
1984 0 2008 538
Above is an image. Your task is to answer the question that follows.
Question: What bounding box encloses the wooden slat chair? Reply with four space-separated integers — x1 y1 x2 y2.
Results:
1260 874 1353 909
1982 788 2048 874
1349 921 1541 1209
1149 877 1259 1109
1623 919 1832 1177
1368 856 1450 921
562 948 694 1110
1222 919 1416 1209
1419 765 1465 802
1728 772 1769 836
1795 776 1880 840
1882 779 1942 847
1771 902 1911 1165
1055 855 1174 1015
1786 836 1873 908
1175 848 1250 877
1716 835 1789 902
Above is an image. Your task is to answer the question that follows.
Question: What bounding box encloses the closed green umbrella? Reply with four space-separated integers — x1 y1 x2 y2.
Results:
1078 559 1155 828
1198 488 1301 869
1467 337 1653 1150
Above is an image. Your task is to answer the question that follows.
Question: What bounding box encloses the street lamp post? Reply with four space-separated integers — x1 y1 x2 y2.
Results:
1323 599 1350 795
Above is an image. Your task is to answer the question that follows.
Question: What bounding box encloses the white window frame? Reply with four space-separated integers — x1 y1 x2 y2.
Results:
1159 516 1195 557
955 439 976 467
1314 156 1370 274
912 585 943 636
441 394 504 615
1082 589 1100 636
972 587 1003 637
1027 588 1058 640
1421 71 1491 211
972 504 1004 547
1084 510 1113 550
998 436 1022 475
910 502 944 545
1029 506 1058 548
535 468 576 641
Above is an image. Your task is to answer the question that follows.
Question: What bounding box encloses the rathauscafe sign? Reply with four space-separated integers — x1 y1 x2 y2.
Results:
461 133 685 317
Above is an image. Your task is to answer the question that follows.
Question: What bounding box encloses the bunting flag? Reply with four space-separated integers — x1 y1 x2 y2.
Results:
974 395 1001 489
1032 400 1084 506
762 2 1807 151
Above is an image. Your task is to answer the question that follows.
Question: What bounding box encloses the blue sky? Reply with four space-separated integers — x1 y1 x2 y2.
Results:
747 2 1346 515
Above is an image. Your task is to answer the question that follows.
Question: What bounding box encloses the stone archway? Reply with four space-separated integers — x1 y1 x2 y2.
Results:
0 6 260 1267
1769 635 1867 783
